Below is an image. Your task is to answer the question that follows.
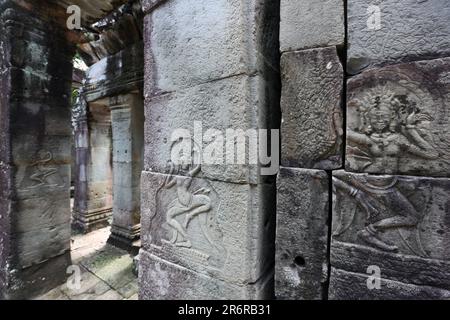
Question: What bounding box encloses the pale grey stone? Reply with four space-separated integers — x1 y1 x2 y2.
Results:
140 170 275 289
331 170 450 299
276 167 329 300
280 0 345 52
281 47 343 170
329 268 450 300
139 250 273 300
109 93 143 247
144 0 279 93
73 101 113 232
144 74 278 184
347 0 450 74
346 58 450 177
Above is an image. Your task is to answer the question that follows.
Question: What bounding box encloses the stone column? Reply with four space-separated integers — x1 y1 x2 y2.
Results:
275 0 345 300
0 1 74 299
108 93 144 251
73 99 113 233
139 0 280 299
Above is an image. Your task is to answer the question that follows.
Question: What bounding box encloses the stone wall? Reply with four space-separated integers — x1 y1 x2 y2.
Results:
330 0 450 299
276 0 450 300
0 0 449 301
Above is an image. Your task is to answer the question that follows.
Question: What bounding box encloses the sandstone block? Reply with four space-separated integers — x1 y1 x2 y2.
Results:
331 170 450 299
347 0 450 74
140 170 275 290
144 74 278 184
139 250 273 300
144 0 279 93
275 167 329 300
346 58 450 177
281 47 343 170
280 0 345 52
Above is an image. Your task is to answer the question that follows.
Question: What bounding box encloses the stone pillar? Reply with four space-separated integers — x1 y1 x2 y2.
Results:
0 1 74 299
73 99 113 233
108 93 144 251
329 0 450 299
139 0 280 299
275 0 345 300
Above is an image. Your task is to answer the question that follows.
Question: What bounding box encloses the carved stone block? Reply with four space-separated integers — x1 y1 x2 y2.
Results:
331 170 450 299
139 250 273 300
145 74 278 184
275 168 329 300
140 170 275 298
144 0 279 93
329 268 450 300
347 0 450 74
346 58 450 177
281 47 343 170
280 0 345 52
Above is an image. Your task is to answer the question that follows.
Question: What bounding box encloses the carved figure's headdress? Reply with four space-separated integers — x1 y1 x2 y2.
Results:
354 86 402 133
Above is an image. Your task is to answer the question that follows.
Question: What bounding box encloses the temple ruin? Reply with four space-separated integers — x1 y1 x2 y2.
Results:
0 0 449 300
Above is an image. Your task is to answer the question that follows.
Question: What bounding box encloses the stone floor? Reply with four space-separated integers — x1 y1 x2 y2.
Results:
36 226 139 300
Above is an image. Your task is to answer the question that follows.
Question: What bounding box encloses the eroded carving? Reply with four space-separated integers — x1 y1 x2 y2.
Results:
348 88 439 173
333 174 429 255
331 171 450 262
346 60 450 176
150 139 227 269
19 150 64 190
162 160 211 249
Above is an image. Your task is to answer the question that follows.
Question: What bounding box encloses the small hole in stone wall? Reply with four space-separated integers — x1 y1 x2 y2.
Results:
294 256 305 267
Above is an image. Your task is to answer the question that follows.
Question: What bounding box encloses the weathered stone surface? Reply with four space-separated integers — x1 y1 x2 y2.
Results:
139 171 275 298
275 168 329 300
281 47 343 170
0 0 74 299
329 268 450 300
7 252 71 300
139 250 273 300
144 0 279 94
140 0 279 301
331 170 450 299
346 58 450 177
145 74 279 184
140 171 275 287
84 42 144 103
280 0 344 52
73 101 113 232
347 0 450 74
109 93 143 249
